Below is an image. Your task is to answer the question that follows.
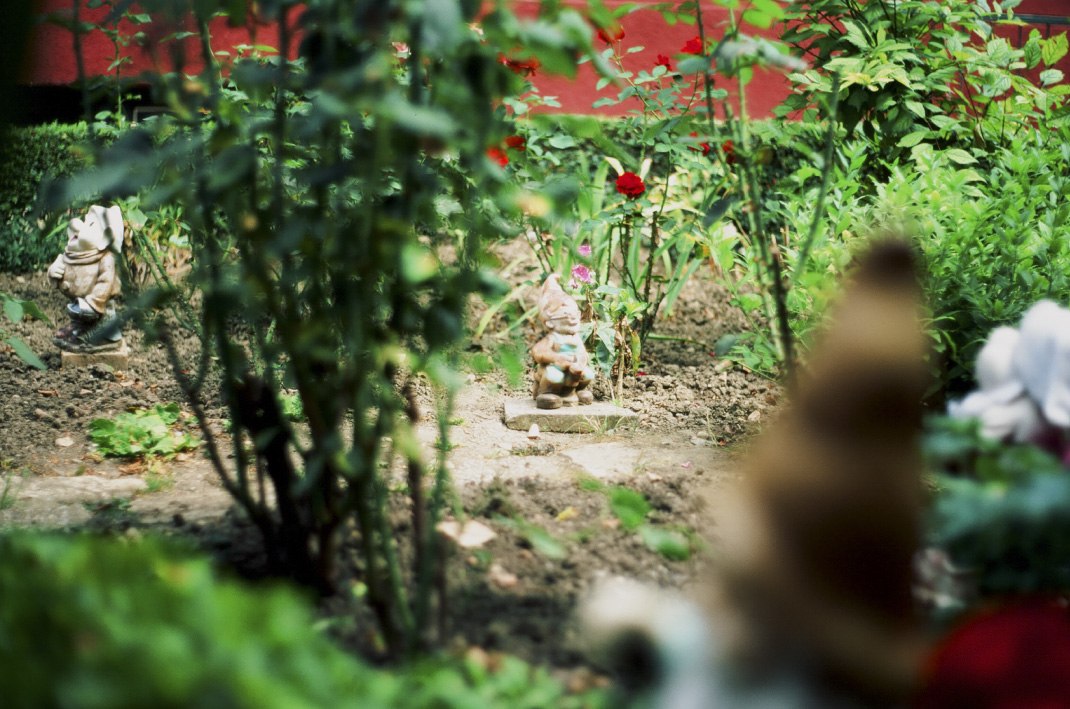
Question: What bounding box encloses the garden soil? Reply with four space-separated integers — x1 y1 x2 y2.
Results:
0 261 779 687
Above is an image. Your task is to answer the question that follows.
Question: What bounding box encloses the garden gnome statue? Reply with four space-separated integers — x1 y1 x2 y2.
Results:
47 204 125 353
531 273 595 409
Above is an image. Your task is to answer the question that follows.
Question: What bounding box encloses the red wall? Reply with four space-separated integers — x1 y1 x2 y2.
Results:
21 0 1070 119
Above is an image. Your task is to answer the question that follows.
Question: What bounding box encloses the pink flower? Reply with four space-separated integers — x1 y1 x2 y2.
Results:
615 171 645 198
571 264 593 285
681 36 704 55
577 243 592 257
655 54 674 71
487 147 508 166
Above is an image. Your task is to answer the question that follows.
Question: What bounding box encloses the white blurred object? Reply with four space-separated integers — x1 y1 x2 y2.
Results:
581 577 715 709
949 300 1070 442
1014 300 1070 428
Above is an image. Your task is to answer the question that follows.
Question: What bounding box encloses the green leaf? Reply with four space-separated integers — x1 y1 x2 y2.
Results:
897 130 928 148
714 333 739 357
400 244 439 284
741 8 773 29
1041 33 1068 67
547 134 576 149
495 516 566 559
638 524 691 561
1039 69 1064 87
945 148 977 165
840 20 870 51
676 56 708 75
18 300 51 325
609 486 650 531
3 298 23 324
3 337 46 370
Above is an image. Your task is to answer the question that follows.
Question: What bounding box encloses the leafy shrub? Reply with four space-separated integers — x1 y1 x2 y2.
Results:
0 533 606 708
0 533 388 708
874 132 1070 392
88 402 200 458
925 416 1070 597
0 122 90 272
779 0 1069 165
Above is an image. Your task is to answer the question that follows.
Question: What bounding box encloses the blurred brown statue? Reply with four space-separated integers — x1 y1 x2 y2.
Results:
583 239 933 708
531 274 595 409
48 205 125 353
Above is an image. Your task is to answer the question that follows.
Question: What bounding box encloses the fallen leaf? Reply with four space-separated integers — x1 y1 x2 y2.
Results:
118 461 145 476
37 389 59 397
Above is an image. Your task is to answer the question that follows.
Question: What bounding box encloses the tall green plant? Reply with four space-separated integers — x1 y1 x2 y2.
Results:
52 0 595 657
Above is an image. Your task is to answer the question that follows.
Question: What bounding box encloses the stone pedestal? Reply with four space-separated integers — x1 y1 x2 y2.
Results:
60 341 130 370
503 397 638 433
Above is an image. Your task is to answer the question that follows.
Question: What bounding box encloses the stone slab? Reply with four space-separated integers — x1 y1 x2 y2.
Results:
60 341 130 370
502 397 638 433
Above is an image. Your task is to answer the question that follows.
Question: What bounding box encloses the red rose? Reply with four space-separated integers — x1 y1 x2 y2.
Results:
721 139 736 165
681 36 704 55
498 53 540 77
504 135 526 151
487 147 508 166
615 171 645 198
689 131 711 156
597 25 625 44
655 54 674 71
917 601 1070 708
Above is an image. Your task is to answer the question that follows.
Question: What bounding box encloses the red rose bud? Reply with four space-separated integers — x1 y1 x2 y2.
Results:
689 131 711 156
597 25 625 44
681 36 703 55
504 135 526 151
655 54 674 71
615 171 645 198
498 53 540 77
487 147 508 166
721 139 736 165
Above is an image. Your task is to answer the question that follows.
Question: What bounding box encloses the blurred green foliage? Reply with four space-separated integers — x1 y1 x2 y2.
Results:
925 416 1070 597
0 533 608 708
0 123 90 272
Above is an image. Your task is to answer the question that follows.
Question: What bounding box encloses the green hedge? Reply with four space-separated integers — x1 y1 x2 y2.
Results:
0 122 90 273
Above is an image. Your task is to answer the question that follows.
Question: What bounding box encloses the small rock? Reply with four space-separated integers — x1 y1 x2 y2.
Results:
437 519 497 549
527 423 540 440
33 408 52 420
55 436 75 447
488 563 518 589
748 410 762 422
